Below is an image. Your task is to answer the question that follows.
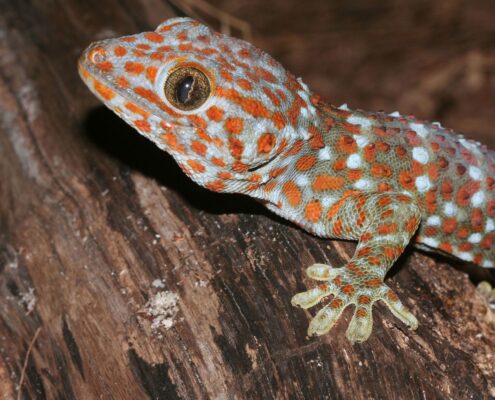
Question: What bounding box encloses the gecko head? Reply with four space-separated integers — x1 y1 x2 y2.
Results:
79 17 320 193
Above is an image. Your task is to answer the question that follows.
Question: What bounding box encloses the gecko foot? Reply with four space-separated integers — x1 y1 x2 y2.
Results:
291 263 418 343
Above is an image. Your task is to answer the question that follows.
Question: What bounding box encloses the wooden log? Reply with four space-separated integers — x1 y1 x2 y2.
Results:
0 0 494 399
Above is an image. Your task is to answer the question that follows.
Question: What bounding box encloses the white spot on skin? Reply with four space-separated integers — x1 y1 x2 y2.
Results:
486 219 495 233
468 166 483 181
409 122 429 138
468 233 482 244
355 135 369 148
443 202 457 217
422 238 439 247
482 260 494 268
389 111 401 117
432 121 443 128
412 147 429 164
346 154 362 169
318 147 332 160
354 179 372 190
471 191 485 207
426 216 441 226
415 176 432 192
296 175 309 186
346 115 372 129
338 103 350 111
297 77 310 92
322 196 338 208
456 251 474 262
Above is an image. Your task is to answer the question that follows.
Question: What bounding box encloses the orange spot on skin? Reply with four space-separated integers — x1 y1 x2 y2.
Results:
471 208 484 231
146 66 158 83
383 246 401 259
211 157 226 167
161 133 185 153
305 201 322 222
96 61 113 72
387 290 398 301
395 145 407 158
367 256 381 266
308 126 324 149
341 284 355 295
206 106 224 122
284 140 304 156
191 140 207 156
377 223 397 235
269 166 288 178
206 181 225 192
237 78 252 90
218 171 233 180
151 52 164 61
295 155 316 171
358 295 371 304
255 67 277 83
225 118 244 134
332 159 346 171
371 163 393 178
124 102 150 118
365 278 382 288
457 226 470 239
439 242 453 253
145 32 164 43
399 171 414 190
355 308 368 318
262 86 280 106
187 159 205 173
405 216 420 234
125 61 145 74
134 119 151 133
313 175 345 191
257 132 276 154
337 136 357 153
329 298 343 309
121 36 136 42
134 87 180 117
442 218 457 234
229 138 244 159
282 181 302 207
94 80 116 100
114 46 127 57
364 143 376 162
357 247 371 257
115 76 129 88
136 43 151 50
271 112 286 130
348 169 363 181
341 122 361 134
347 262 365 276
423 227 438 237
378 196 392 207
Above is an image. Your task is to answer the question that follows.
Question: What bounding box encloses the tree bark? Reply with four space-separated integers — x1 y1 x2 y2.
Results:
1 0 494 399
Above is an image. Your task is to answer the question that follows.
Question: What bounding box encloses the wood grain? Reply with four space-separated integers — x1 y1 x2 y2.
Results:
0 0 494 399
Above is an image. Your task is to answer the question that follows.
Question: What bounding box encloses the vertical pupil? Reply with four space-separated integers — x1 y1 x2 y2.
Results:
177 76 194 104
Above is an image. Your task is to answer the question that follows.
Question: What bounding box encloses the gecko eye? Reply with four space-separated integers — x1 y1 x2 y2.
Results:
164 66 211 111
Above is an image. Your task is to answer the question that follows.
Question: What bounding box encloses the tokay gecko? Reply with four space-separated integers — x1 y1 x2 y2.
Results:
79 17 495 343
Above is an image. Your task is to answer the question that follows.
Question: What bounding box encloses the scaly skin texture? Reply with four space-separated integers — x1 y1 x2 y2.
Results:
79 18 495 342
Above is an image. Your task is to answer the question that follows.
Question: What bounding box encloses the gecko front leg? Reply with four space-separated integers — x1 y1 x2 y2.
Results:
292 192 421 343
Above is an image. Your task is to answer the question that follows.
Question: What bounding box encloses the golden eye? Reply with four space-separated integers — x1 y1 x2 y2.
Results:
164 66 211 111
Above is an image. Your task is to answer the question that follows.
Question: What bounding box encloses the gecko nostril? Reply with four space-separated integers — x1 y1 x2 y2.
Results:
88 47 107 64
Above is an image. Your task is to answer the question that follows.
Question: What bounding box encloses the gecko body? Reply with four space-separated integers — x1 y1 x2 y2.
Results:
79 18 495 342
